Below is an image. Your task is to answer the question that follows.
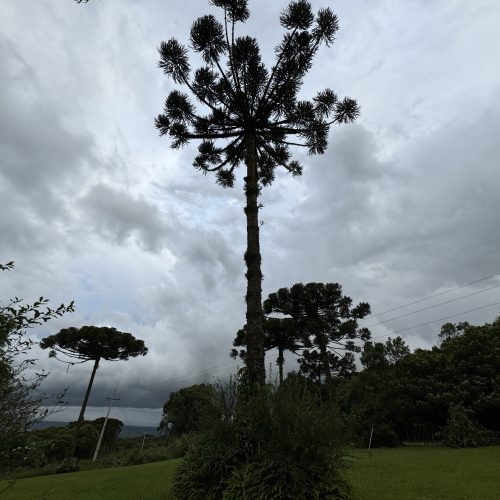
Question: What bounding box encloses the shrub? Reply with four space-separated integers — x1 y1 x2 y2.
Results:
0 440 47 469
164 433 199 459
441 405 496 448
367 423 401 448
30 427 72 462
221 453 352 500
170 374 353 500
74 423 99 459
171 436 239 500
54 458 80 474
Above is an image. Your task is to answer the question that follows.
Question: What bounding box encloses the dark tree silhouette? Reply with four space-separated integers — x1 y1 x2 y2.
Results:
159 384 221 437
40 326 147 423
155 0 359 384
231 316 302 384
265 283 371 389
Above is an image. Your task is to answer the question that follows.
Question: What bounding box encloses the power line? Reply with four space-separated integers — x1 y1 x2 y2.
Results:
164 352 282 388
368 272 500 317
165 360 242 386
371 300 500 340
365 283 500 328
161 352 283 394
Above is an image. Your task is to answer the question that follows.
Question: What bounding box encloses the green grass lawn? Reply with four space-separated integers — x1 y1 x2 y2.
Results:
0 459 180 500
1 447 499 499
348 446 500 500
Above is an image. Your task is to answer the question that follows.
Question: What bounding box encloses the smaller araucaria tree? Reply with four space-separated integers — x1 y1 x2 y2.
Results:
231 317 302 385
265 283 371 389
40 326 147 423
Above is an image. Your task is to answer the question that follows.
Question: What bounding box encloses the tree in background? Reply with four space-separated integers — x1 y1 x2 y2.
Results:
155 0 359 385
0 262 73 463
159 384 221 437
91 416 123 451
40 326 148 423
68 417 124 456
264 283 370 390
338 336 411 447
231 317 302 384
360 336 410 369
438 321 469 341
340 319 500 446
438 317 500 434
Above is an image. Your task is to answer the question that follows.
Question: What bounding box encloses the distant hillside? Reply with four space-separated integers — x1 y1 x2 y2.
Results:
32 421 160 438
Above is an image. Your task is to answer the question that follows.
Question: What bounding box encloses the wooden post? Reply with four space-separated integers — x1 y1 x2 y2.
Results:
368 424 374 450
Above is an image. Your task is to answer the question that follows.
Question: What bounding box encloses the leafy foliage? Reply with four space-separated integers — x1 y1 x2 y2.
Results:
0 418 124 470
159 384 221 437
170 373 353 499
0 262 73 469
339 319 500 446
440 405 496 448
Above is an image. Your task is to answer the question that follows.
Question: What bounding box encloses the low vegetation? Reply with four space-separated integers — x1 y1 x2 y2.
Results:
348 446 500 500
1 447 499 500
0 459 180 500
170 373 351 499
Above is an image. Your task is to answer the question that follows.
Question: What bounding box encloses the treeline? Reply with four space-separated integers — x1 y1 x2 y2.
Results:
162 317 500 449
338 318 500 447
0 418 123 469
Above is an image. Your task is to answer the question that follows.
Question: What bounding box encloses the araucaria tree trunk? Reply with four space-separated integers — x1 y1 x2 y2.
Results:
244 134 265 385
78 357 100 422
68 357 100 458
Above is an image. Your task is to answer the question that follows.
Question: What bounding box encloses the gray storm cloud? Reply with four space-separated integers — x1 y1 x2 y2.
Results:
1 0 500 422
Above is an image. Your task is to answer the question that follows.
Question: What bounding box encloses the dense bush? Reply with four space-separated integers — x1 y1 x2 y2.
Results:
440 405 497 448
159 384 221 437
54 458 80 474
92 433 197 468
0 438 47 470
338 319 500 445
171 374 353 500
29 427 72 462
0 417 125 471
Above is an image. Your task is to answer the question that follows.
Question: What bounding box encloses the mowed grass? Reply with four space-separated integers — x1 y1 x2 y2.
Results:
0 459 180 500
1 447 499 499
348 446 500 500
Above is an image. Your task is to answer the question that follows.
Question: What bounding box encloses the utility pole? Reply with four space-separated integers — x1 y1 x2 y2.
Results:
92 391 120 463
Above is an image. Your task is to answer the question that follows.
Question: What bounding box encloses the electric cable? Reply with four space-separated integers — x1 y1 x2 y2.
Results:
365 283 500 328
371 300 500 340
367 272 500 317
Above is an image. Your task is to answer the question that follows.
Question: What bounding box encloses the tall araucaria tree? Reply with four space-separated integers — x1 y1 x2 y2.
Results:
156 0 359 385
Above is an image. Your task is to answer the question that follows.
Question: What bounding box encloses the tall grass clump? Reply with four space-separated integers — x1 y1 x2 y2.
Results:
171 373 353 500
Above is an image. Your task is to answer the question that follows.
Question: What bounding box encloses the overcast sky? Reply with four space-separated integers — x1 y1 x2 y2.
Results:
1 0 499 426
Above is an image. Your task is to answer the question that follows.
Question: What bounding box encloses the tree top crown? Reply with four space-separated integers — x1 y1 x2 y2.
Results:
156 0 359 188
40 325 148 362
